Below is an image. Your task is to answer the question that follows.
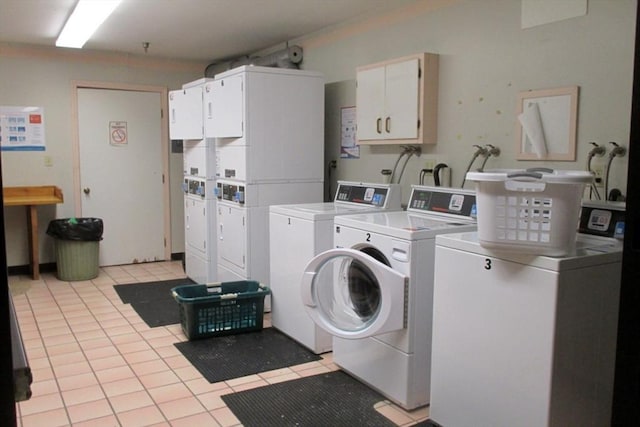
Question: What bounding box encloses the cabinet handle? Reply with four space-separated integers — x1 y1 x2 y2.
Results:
385 117 391 133
376 118 382 134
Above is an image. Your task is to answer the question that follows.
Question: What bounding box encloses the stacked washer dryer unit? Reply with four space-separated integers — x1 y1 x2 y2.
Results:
269 181 403 354
169 78 218 284
301 186 477 410
429 204 625 426
209 66 325 310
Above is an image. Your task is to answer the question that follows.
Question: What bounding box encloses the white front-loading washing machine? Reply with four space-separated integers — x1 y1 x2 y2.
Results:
300 186 478 410
269 181 402 354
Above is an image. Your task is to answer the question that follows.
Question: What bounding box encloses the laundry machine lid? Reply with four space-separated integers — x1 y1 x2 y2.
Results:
300 248 407 339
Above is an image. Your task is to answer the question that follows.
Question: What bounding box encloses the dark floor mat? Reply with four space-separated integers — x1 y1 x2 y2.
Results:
113 278 194 327
222 370 396 427
174 327 322 383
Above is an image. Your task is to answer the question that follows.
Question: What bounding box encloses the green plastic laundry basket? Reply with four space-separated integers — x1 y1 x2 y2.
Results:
54 240 99 281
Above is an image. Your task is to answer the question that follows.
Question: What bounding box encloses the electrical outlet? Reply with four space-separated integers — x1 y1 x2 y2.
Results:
592 165 604 187
424 159 436 172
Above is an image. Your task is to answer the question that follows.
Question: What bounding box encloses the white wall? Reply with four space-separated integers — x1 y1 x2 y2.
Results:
294 0 635 204
1 0 635 267
0 45 205 267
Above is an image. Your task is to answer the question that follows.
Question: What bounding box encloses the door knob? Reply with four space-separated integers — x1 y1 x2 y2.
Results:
83 188 90 195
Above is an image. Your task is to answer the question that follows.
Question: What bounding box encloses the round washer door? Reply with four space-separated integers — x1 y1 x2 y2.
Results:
301 247 407 339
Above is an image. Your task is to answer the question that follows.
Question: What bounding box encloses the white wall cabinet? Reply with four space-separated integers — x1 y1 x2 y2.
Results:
356 52 439 145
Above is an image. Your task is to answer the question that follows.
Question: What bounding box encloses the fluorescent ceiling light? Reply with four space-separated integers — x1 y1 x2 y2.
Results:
56 0 122 49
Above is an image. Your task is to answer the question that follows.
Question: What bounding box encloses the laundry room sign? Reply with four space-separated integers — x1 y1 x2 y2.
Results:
109 121 128 146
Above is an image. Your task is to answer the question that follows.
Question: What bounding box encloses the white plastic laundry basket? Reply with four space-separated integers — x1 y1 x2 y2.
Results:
466 168 593 256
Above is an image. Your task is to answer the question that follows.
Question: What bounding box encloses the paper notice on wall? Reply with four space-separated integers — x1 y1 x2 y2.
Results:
340 106 359 159
518 102 547 158
0 106 46 151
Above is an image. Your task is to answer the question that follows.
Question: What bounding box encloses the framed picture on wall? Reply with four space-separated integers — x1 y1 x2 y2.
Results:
516 86 578 161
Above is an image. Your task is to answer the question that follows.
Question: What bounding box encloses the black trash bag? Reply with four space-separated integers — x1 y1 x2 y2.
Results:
46 218 104 241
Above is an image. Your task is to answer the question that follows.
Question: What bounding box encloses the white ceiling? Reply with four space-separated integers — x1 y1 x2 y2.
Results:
0 0 417 63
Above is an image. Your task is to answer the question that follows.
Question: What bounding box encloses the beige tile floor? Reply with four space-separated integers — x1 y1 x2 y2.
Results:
10 261 428 426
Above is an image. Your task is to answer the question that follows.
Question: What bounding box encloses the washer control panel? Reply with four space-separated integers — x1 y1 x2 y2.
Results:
408 186 477 219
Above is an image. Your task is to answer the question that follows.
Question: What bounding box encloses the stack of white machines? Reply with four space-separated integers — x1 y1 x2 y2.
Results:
169 77 217 284
210 66 325 310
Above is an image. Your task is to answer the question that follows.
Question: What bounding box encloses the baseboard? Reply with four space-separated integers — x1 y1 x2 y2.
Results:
8 255 186 277
8 263 56 276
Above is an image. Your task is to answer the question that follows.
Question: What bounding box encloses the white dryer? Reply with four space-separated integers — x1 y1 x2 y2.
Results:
269 181 402 354
301 186 477 410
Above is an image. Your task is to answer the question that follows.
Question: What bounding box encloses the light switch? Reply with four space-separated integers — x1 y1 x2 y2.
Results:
44 155 53 167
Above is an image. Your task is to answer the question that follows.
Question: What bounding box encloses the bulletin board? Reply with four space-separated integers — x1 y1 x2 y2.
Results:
516 86 578 161
0 106 46 151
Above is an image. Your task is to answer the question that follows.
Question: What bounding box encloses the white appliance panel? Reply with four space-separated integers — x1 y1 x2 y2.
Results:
185 196 207 254
269 213 333 353
168 86 204 140
215 145 247 181
183 139 216 179
185 249 215 285
217 203 246 273
333 333 425 410
212 66 324 184
204 76 243 138
184 194 217 283
430 232 622 427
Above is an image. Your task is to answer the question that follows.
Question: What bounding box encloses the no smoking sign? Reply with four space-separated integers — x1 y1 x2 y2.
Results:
109 121 128 146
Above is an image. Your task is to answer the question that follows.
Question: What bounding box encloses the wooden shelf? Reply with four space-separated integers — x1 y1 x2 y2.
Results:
3 185 64 206
3 185 64 280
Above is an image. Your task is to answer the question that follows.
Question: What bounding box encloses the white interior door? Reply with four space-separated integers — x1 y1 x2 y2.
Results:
77 87 165 266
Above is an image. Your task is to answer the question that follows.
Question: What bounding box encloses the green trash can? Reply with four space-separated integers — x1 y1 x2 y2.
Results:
46 218 103 281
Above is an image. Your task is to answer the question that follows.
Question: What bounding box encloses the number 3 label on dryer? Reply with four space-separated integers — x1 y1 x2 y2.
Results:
484 258 492 270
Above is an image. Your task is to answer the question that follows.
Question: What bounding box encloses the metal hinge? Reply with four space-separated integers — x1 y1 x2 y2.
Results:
162 174 165 184
160 108 164 119
418 67 422 79
164 238 167 247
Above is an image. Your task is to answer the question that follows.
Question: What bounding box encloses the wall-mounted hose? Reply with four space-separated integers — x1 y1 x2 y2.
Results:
461 145 489 188
604 141 627 199
478 144 500 171
433 163 449 187
586 142 606 200
390 145 420 184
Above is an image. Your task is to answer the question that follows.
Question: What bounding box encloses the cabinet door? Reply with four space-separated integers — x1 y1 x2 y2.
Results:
185 197 206 254
217 204 246 270
206 75 244 138
385 58 420 139
168 87 203 140
356 66 386 140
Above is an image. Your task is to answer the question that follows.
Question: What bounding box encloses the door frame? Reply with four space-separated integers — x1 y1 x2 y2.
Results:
70 80 171 261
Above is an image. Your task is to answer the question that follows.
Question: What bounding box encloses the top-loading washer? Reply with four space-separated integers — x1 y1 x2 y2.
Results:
269 181 402 354
300 186 477 410
428 201 625 427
